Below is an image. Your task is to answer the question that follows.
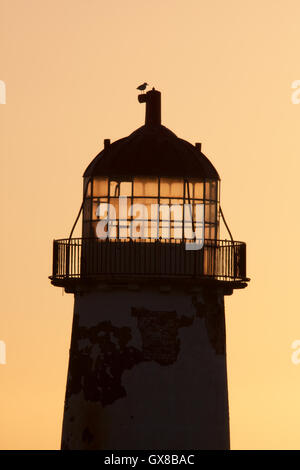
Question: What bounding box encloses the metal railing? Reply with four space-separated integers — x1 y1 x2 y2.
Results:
51 237 247 282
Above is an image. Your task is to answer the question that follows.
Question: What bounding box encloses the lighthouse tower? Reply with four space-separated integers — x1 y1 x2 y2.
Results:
51 88 248 450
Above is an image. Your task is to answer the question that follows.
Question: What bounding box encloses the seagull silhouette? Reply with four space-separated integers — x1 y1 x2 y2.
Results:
137 82 148 92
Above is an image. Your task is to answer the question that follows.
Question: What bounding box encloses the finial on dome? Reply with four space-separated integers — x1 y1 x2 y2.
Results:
138 88 161 127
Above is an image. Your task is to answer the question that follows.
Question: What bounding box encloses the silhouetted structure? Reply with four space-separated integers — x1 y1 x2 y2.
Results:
50 88 249 450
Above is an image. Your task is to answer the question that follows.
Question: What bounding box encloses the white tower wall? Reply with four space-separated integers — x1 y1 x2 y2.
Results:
61 285 230 450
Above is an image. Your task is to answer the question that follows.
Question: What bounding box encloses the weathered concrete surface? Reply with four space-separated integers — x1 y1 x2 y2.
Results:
61 287 229 450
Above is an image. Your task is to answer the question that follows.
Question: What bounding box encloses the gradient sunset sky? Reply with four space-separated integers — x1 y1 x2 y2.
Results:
1 0 300 449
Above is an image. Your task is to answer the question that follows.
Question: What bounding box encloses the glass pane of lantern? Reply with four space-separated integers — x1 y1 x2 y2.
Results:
171 179 183 197
160 178 183 198
205 202 216 223
210 204 216 223
210 225 217 239
205 181 211 201
106 196 130 238
184 222 193 240
93 203 118 239
118 196 130 238
93 198 108 220
187 179 204 200
210 181 217 200
108 197 122 219
132 198 157 220
170 203 183 221
170 200 183 229
109 180 119 197
149 203 159 239
92 219 114 239
129 198 153 239
93 177 108 197
158 204 171 239
134 177 158 197
205 225 211 239
205 181 218 201
172 206 183 238
171 223 183 239
187 182 194 200
119 181 132 197
160 178 171 197
183 204 193 239
92 199 100 220
194 181 204 199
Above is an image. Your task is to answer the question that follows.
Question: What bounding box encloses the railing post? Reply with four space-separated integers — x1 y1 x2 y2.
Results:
233 243 237 279
52 240 58 278
66 241 70 278
240 243 246 279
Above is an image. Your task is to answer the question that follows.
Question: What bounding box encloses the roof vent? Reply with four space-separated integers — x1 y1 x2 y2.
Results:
104 139 110 149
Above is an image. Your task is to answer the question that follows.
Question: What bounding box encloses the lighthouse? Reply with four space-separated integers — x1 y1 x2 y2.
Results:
50 88 249 450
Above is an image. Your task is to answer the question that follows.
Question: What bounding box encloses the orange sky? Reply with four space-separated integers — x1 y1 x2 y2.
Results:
1 0 300 449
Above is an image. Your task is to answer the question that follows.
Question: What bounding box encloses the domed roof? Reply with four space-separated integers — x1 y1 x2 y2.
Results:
84 89 219 180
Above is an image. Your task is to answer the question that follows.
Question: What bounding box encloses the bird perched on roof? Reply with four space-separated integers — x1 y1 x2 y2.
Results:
136 82 148 92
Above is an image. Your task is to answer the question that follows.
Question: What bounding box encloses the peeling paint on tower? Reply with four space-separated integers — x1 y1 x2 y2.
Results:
131 308 193 365
66 307 195 409
192 293 226 355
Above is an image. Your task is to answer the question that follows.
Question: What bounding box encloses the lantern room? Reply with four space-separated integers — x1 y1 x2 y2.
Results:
82 89 220 246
